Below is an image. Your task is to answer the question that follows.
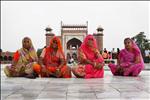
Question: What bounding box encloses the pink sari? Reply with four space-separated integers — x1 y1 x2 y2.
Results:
108 39 144 76
72 35 104 78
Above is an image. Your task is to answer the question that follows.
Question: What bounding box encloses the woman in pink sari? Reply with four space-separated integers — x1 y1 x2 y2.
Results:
72 35 105 78
108 38 144 76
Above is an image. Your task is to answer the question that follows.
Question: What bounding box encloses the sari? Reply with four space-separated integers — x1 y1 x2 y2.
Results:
72 35 104 78
40 36 72 78
108 38 144 76
4 37 40 77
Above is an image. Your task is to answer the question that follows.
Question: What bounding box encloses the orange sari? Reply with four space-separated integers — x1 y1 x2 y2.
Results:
40 37 72 78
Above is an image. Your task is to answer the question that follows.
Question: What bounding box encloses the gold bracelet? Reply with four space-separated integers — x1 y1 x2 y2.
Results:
56 68 60 71
94 62 96 67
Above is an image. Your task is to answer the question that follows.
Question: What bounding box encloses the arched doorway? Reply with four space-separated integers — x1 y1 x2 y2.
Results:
66 38 82 63
67 38 82 50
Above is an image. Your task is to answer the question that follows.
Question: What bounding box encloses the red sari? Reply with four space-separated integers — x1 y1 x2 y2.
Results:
40 37 71 78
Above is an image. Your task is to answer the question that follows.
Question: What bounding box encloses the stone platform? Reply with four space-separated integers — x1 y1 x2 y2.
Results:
1 64 150 100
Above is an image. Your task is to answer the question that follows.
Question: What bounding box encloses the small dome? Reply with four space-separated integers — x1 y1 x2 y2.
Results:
45 26 52 32
97 26 104 32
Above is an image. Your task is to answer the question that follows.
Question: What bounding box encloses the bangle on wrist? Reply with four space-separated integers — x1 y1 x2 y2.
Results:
94 62 96 67
56 68 60 71
42 65 45 68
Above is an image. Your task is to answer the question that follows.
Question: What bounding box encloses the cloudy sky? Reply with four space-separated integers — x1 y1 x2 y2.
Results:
1 1 150 52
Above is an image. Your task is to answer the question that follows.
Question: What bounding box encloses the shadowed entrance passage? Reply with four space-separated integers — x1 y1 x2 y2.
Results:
67 38 82 50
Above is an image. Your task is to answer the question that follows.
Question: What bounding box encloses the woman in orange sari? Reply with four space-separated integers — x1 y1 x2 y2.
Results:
72 35 105 78
39 36 72 78
4 37 41 79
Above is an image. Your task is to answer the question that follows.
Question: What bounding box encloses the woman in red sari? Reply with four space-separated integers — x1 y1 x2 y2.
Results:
39 36 72 78
72 35 105 78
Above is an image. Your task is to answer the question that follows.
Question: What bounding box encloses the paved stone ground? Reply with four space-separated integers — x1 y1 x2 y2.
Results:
1 64 150 100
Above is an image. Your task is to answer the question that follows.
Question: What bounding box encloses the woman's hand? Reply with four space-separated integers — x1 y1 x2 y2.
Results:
94 62 104 69
48 63 58 67
55 68 61 78
41 67 49 76
119 62 133 68
116 65 124 74
9 66 16 73
92 48 101 58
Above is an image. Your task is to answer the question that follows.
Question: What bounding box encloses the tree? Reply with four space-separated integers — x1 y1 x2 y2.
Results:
132 32 150 57
37 48 43 58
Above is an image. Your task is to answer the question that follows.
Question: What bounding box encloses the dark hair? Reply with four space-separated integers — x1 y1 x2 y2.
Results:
124 38 132 44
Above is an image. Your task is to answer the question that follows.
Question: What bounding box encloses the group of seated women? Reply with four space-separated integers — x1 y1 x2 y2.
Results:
4 34 144 79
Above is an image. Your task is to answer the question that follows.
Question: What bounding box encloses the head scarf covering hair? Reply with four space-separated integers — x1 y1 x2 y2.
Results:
22 37 35 51
124 37 144 69
80 34 97 52
19 37 38 62
45 36 65 58
49 36 63 52
44 36 65 65
79 34 98 60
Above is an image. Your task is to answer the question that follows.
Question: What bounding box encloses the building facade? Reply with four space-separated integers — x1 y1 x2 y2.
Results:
45 21 104 61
